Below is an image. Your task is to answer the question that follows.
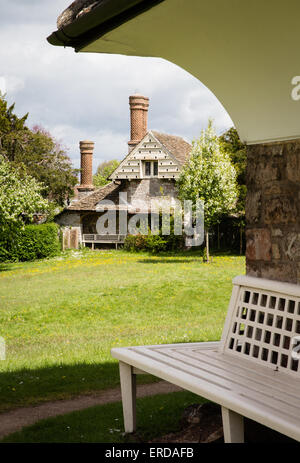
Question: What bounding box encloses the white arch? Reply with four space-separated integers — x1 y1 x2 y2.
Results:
78 0 300 144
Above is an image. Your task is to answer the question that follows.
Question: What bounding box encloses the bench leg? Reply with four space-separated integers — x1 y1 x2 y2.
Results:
221 407 244 443
119 361 137 433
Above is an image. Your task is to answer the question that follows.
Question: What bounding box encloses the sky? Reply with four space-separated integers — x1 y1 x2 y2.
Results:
0 0 233 172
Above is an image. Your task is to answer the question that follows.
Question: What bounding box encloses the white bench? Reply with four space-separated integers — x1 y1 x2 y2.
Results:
111 275 300 442
82 234 126 249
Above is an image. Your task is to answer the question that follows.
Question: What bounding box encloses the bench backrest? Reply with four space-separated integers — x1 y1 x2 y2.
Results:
82 234 126 242
220 275 300 378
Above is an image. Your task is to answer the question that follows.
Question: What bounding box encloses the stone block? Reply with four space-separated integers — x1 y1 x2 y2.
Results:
271 243 281 260
246 228 271 261
284 233 300 261
286 150 300 183
264 197 297 224
245 190 261 225
260 262 296 284
246 261 261 278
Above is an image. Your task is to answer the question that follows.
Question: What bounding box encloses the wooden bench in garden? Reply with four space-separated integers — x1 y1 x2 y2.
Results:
111 275 300 442
82 234 126 250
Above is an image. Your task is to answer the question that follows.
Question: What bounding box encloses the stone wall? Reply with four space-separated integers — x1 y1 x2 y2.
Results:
246 140 300 283
126 178 178 205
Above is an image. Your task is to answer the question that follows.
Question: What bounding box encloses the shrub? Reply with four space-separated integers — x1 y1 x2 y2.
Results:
123 234 148 252
0 223 60 262
124 229 184 253
145 233 168 253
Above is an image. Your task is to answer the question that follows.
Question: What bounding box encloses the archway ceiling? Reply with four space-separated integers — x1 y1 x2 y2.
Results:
50 0 300 145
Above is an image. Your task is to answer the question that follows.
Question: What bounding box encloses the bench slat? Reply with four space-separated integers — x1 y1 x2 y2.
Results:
132 346 300 417
111 343 300 441
156 348 300 412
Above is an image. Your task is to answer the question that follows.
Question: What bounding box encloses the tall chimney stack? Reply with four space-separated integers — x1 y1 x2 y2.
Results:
128 94 149 151
77 140 95 198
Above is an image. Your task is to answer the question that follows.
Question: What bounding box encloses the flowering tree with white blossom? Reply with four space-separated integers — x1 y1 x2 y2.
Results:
0 155 48 259
177 120 238 262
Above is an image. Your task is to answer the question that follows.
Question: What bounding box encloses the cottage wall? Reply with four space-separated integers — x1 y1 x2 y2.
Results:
125 178 178 205
55 212 82 249
246 140 300 283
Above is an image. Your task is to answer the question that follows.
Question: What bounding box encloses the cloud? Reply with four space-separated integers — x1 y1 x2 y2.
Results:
0 77 6 95
50 124 128 172
0 1 233 169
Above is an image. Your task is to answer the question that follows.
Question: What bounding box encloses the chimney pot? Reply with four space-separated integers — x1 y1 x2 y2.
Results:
77 140 95 196
128 94 149 151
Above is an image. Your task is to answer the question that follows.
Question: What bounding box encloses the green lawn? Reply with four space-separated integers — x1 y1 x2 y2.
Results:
1 390 205 443
0 249 245 412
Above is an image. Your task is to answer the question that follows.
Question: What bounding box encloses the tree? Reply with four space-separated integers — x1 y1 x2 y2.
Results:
0 95 29 162
177 121 238 262
219 127 246 211
0 95 78 206
0 155 49 259
93 159 120 187
219 127 247 254
24 126 78 205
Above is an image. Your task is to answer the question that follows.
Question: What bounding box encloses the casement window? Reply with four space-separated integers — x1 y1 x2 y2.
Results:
143 160 158 177
145 161 151 176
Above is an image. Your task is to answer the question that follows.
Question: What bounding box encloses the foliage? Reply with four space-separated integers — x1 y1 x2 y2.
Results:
24 126 78 206
0 96 29 162
219 127 247 215
93 159 120 187
124 233 169 253
4 223 60 262
124 233 149 251
124 217 184 253
177 121 238 260
0 95 78 206
177 121 238 230
0 155 49 260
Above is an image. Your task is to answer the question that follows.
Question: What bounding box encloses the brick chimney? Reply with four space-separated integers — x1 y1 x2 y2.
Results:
77 140 95 198
128 94 149 151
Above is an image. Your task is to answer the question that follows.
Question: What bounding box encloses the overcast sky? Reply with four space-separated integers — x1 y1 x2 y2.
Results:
0 0 233 172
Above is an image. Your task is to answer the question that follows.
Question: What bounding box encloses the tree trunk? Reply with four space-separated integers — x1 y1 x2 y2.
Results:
240 226 243 256
206 230 210 263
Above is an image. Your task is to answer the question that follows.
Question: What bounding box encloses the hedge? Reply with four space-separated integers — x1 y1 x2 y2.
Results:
0 223 60 262
124 231 184 253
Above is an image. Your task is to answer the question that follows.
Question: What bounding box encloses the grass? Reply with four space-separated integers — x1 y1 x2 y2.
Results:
1 390 205 443
0 249 245 412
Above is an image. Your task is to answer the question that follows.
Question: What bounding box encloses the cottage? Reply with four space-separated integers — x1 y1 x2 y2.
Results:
56 94 191 249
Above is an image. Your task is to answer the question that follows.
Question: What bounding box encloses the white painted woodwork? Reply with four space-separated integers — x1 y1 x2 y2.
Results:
110 131 182 180
111 276 300 441
119 361 137 433
221 407 244 443
80 0 300 145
